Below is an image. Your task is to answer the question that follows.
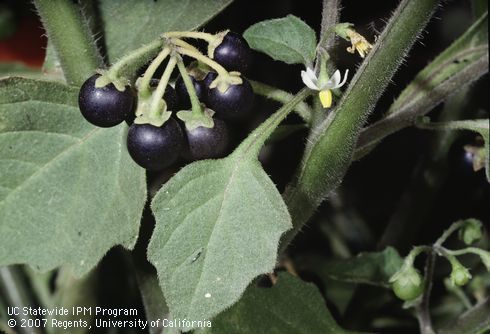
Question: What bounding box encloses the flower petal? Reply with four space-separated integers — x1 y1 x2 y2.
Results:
331 70 341 86
337 69 349 88
306 67 316 78
301 70 319 90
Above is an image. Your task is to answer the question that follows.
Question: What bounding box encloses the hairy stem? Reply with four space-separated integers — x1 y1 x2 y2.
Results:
281 0 440 252
138 47 171 98
108 39 165 83
34 0 102 85
176 59 203 116
249 80 312 123
415 249 436 334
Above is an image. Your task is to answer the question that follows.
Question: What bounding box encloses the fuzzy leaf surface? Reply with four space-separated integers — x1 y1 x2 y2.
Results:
0 78 146 276
244 15 317 66
99 0 233 61
148 156 291 328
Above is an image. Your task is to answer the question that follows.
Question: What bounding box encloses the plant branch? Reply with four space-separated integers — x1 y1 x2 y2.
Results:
34 0 103 85
317 0 341 53
415 249 436 334
249 80 312 123
281 0 440 252
355 50 488 159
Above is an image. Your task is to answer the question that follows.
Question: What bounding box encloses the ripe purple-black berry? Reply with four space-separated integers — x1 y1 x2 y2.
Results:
205 72 255 121
212 31 252 73
127 119 184 171
78 74 134 128
184 118 230 161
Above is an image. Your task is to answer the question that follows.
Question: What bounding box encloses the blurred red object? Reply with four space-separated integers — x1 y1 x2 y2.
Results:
0 14 46 67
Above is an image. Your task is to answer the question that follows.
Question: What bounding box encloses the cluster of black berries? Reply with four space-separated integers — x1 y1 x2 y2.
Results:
78 31 253 171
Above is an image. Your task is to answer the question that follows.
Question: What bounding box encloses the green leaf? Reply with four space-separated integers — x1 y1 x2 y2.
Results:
388 12 488 117
201 273 352 334
439 297 490 334
148 157 291 328
148 89 310 328
99 0 233 62
319 247 403 288
0 78 146 276
416 118 490 182
244 15 317 66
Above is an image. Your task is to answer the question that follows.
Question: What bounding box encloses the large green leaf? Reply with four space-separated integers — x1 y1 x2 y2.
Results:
0 78 146 276
148 89 310 329
148 157 291 328
319 247 404 288
244 15 317 66
201 273 351 334
99 0 233 62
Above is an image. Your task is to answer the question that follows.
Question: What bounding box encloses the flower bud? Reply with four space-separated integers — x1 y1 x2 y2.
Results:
450 260 472 286
458 219 483 245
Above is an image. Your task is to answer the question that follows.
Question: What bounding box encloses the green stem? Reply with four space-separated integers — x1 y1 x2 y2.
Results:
280 0 440 253
249 80 312 123
138 47 171 98
108 38 165 82
150 56 177 118
177 46 229 76
443 247 489 258
435 220 467 246
416 248 437 334
234 89 312 159
176 59 203 116
34 0 102 85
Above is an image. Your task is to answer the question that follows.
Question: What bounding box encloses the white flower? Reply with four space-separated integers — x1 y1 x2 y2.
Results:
301 68 349 91
301 68 349 108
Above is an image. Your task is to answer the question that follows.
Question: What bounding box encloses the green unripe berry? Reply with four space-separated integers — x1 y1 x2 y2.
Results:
391 268 424 301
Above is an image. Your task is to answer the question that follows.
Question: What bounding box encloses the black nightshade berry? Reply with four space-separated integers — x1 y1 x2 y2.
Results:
184 118 230 161
206 73 255 122
127 119 184 171
78 74 134 128
212 31 252 73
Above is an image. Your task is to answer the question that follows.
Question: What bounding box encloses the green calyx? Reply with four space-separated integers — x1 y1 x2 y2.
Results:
333 22 354 40
94 69 129 92
391 266 424 301
458 219 483 245
134 94 171 127
177 107 215 131
207 29 230 59
449 259 472 286
209 72 243 93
